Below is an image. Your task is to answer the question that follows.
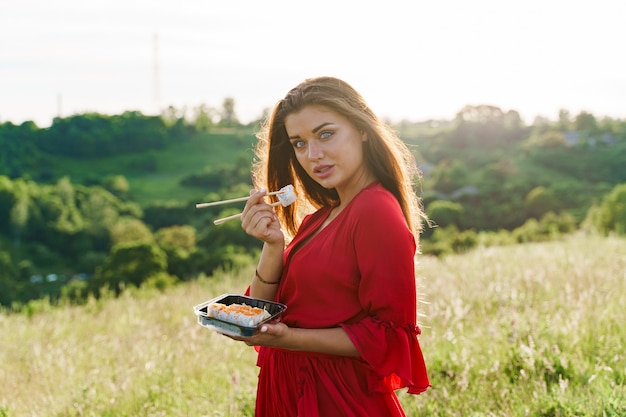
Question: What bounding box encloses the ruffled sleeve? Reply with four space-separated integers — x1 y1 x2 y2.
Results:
339 187 430 394
341 317 429 394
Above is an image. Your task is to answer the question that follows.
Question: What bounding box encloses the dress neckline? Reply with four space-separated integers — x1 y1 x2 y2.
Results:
283 181 381 273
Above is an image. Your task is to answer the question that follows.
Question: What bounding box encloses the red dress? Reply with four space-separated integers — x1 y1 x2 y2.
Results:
253 182 430 416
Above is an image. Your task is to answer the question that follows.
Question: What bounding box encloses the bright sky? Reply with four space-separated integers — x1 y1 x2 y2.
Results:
2 0 625 127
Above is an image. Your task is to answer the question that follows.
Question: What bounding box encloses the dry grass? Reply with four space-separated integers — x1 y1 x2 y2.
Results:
0 268 258 417
401 232 626 415
1 233 625 416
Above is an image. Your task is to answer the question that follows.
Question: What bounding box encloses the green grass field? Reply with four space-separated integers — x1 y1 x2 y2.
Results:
1 233 625 416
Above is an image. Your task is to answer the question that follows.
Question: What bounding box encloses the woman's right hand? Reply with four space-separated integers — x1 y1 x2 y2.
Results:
240 189 285 245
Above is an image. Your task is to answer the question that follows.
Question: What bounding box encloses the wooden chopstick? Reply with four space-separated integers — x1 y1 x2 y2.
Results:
196 190 283 209
213 201 281 225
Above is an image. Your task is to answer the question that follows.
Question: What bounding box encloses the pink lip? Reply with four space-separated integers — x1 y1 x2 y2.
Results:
313 164 334 179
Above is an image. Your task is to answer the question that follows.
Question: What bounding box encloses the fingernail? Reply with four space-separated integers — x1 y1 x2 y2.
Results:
260 325 268 333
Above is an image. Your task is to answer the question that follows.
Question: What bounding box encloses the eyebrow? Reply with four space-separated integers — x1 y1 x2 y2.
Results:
288 122 333 140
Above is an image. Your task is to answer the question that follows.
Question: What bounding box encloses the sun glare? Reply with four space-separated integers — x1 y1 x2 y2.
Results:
1 0 625 127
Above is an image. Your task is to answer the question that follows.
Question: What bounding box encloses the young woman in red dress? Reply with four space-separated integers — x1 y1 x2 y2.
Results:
230 76 430 416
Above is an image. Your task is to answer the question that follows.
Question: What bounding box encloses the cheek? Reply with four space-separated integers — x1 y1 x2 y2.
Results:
293 153 311 172
348 144 366 165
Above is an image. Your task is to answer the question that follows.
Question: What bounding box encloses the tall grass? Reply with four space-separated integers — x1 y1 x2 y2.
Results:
1 234 624 416
403 233 626 416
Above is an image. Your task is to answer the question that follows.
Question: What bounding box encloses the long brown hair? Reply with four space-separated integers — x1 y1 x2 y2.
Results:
252 76 426 239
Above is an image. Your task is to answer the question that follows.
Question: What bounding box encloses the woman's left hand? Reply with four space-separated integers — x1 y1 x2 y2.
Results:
224 322 290 348
223 322 360 357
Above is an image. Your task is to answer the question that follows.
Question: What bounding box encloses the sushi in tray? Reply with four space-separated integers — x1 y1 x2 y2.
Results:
194 294 287 337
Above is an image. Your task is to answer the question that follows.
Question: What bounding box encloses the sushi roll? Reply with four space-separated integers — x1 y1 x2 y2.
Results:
234 304 271 327
208 302 271 327
207 303 228 320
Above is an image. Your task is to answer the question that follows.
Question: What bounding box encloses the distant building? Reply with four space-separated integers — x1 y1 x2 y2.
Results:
564 131 616 147
564 131 582 146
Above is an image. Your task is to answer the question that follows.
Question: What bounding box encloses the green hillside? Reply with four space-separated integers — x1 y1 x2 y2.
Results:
52 127 258 206
1 108 625 308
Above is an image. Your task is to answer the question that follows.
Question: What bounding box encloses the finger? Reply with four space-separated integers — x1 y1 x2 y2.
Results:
243 202 277 231
247 189 267 207
241 189 267 221
258 323 280 336
253 213 274 230
242 207 270 232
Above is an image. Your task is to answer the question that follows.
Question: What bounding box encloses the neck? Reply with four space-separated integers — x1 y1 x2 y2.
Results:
335 174 377 209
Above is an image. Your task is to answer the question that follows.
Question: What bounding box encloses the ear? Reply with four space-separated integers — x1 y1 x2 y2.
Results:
361 132 368 142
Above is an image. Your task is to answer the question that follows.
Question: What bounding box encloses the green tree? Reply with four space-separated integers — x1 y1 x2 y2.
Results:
192 103 216 132
155 225 196 250
10 194 29 248
0 121 45 178
426 200 464 228
428 160 469 194
421 225 478 257
523 130 566 149
110 217 153 246
525 186 559 219
155 225 197 280
78 188 124 251
0 175 16 233
41 112 172 157
0 251 17 306
590 183 626 235
93 242 168 293
103 175 130 199
452 105 526 148
219 98 239 126
54 177 84 233
558 109 571 130
574 111 598 135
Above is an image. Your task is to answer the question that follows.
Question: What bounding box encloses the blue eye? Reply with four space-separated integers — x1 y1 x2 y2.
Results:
291 140 306 149
320 131 332 139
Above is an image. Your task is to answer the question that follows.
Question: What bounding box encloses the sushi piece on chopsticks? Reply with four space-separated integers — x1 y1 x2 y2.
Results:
196 184 297 225
195 184 295 208
212 185 297 225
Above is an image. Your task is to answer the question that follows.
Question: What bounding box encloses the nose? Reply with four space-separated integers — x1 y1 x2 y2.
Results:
307 140 323 160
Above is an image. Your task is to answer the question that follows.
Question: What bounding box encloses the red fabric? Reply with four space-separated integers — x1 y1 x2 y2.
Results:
253 182 430 416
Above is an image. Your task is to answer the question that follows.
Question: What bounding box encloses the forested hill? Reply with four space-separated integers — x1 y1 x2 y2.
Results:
1 105 625 308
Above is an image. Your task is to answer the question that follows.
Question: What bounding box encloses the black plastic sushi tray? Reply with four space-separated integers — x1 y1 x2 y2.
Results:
194 293 287 337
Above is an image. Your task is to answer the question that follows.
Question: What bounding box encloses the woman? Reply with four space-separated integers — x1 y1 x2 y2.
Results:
232 76 430 416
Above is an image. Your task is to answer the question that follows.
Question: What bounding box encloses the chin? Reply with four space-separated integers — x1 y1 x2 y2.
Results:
315 178 338 190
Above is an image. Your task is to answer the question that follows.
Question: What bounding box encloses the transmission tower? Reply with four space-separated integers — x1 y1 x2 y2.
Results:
153 32 161 115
